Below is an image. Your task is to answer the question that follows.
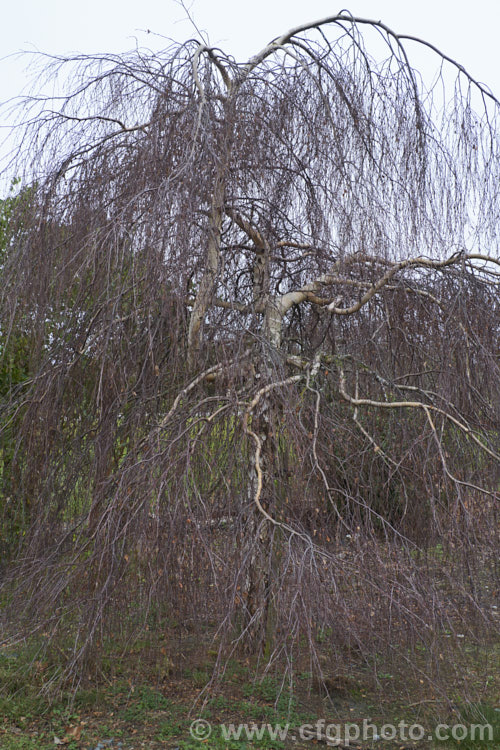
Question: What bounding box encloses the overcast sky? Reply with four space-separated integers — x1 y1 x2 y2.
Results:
1 0 499 95
0 0 499 184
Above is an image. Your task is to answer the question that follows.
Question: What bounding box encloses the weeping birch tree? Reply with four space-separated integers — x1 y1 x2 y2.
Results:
0 14 499 691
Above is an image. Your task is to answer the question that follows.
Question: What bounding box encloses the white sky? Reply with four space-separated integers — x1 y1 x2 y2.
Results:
0 0 499 185
1 0 499 98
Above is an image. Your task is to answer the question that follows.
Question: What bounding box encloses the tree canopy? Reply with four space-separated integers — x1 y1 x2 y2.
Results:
0 14 498 696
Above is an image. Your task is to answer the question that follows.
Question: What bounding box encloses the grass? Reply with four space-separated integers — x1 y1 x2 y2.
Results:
0 635 499 749
439 704 500 749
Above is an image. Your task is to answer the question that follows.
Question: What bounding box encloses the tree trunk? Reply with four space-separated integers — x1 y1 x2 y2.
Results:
241 378 276 654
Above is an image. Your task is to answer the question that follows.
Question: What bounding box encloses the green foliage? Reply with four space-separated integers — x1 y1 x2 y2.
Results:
0 182 39 560
0 182 34 396
0 178 21 263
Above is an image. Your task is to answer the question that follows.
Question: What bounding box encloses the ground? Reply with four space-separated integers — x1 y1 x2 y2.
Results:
1 632 498 750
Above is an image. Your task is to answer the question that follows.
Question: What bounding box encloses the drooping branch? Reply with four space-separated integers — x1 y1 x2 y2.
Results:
243 13 500 107
337 365 500 464
262 252 500 347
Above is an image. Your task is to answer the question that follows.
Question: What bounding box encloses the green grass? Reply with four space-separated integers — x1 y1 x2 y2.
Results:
1 632 499 750
438 704 500 748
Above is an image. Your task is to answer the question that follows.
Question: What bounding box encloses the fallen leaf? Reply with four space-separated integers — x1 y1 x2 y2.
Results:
65 725 82 740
